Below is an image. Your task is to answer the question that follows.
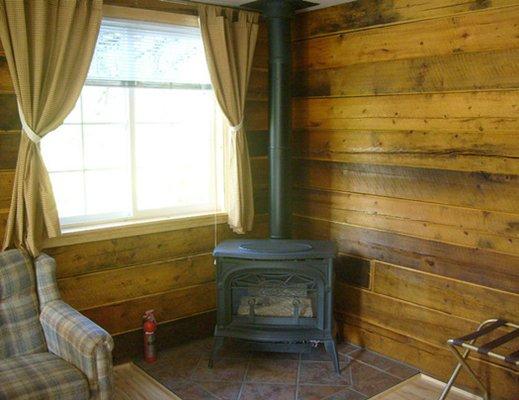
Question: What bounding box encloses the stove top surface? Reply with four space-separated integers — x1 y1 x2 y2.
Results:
213 239 336 260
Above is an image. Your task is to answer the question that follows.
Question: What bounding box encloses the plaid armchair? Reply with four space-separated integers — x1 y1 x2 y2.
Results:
0 249 114 400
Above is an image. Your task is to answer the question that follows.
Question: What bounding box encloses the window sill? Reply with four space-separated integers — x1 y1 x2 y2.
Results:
42 212 228 249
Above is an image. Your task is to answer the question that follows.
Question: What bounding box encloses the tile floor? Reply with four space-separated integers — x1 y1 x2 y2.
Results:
135 337 420 400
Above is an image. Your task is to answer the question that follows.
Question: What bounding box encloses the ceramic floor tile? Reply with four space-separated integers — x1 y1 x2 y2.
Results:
297 385 367 400
299 361 351 386
192 357 249 382
348 349 419 379
196 381 243 400
164 381 219 400
349 360 402 397
245 358 299 384
348 349 399 371
240 383 297 400
385 362 420 380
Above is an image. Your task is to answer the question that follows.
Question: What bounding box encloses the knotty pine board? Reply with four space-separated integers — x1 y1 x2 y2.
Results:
293 6 519 70
294 160 519 214
57 253 215 310
294 0 519 40
293 49 519 98
294 187 518 256
371 261 519 323
293 91 519 133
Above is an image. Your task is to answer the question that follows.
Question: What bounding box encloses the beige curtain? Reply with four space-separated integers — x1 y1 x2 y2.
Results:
0 0 103 256
198 4 259 234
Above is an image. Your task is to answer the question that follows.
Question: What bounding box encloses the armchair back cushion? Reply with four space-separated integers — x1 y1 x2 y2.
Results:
0 249 47 358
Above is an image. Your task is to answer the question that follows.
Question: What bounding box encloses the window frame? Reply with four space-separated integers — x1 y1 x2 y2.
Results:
44 5 226 233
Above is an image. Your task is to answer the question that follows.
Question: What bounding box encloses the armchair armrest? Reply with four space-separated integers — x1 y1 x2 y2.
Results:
40 300 114 400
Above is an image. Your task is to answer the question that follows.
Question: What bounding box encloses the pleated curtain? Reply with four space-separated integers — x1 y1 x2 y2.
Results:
198 4 259 234
0 0 103 256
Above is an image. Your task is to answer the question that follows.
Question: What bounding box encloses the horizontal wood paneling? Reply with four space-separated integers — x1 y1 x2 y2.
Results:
0 57 13 93
293 91 519 133
294 187 518 255
372 261 519 323
248 67 268 101
46 224 217 278
247 130 269 157
295 160 519 214
294 0 519 40
335 284 516 354
0 131 20 170
292 14 519 368
58 253 215 310
245 99 268 131
293 6 519 70
83 282 216 335
104 0 197 15
0 170 14 209
294 215 519 296
0 94 20 131
293 129 519 175
293 48 519 98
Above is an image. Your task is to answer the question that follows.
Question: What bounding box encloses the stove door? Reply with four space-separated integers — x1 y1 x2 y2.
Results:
220 260 326 329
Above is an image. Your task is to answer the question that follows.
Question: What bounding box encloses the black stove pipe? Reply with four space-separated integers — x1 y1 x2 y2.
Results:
244 0 316 239
266 1 292 239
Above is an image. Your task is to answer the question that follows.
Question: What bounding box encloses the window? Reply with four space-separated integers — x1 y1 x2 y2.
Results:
41 17 224 228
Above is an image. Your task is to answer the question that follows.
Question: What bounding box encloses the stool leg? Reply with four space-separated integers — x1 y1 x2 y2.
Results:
448 345 489 400
438 344 474 400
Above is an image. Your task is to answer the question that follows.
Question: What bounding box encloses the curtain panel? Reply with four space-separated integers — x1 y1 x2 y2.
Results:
0 0 103 256
198 4 259 234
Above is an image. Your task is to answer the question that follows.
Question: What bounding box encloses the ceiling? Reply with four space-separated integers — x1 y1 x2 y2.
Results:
194 0 355 12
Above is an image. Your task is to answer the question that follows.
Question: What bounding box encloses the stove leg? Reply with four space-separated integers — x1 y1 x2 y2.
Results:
325 339 340 374
208 336 224 368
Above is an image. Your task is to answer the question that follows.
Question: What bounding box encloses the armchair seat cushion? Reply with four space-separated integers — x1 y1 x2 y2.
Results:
0 352 89 400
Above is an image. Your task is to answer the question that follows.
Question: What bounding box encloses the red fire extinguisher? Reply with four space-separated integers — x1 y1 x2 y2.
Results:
143 310 157 363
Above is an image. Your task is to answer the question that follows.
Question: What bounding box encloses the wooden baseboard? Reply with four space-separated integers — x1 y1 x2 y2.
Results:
112 310 215 364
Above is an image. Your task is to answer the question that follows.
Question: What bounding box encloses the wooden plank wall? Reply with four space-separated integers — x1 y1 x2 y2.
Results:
0 0 269 337
292 1 519 398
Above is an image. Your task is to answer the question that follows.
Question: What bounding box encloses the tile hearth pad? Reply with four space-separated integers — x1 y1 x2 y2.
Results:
134 338 419 400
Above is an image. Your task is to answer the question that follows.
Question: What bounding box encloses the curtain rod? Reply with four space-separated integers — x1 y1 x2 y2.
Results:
159 0 260 13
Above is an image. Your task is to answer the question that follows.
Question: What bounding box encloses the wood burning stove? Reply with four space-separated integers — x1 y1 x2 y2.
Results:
210 0 339 373
211 240 338 372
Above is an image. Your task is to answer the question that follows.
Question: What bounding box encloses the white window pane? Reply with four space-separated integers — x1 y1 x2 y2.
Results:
136 166 213 211
84 124 129 169
49 172 85 218
134 121 215 211
41 125 83 171
85 170 131 216
134 88 213 123
81 86 129 123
